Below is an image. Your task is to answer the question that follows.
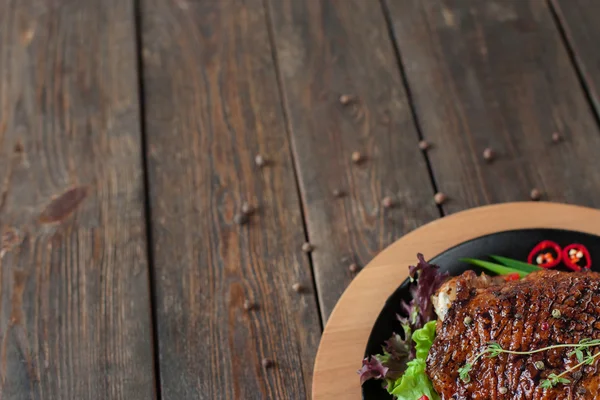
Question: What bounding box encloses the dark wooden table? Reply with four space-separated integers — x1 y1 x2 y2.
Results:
1 0 600 398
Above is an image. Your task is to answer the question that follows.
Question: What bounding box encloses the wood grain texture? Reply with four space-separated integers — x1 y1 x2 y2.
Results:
0 0 155 399
313 202 600 400
140 0 321 398
551 0 600 112
385 0 600 214
265 0 440 321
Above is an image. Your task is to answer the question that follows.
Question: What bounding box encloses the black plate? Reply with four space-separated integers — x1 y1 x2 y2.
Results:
362 228 600 399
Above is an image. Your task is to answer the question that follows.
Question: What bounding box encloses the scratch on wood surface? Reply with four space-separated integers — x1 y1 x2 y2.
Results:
9 268 38 383
0 138 27 214
1 228 21 258
10 269 27 326
487 2 518 22
0 152 18 214
175 0 189 10
38 186 88 224
20 26 35 45
442 7 456 27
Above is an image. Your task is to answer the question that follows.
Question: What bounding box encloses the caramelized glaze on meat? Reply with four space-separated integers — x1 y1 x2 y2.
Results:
426 269 600 399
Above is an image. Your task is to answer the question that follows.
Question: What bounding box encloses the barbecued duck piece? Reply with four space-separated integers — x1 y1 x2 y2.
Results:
427 269 600 399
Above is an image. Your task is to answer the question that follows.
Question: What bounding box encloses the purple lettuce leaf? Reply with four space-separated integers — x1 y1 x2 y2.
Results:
384 332 410 361
359 254 449 385
405 253 449 327
358 349 408 385
358 356 389 385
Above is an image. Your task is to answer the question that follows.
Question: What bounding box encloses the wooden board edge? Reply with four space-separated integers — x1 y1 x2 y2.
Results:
312 202 600 399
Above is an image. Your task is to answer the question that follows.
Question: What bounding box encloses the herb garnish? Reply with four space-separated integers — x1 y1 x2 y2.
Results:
458 339 600 389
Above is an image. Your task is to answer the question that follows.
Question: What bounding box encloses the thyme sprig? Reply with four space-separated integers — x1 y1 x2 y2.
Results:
458 338 600 388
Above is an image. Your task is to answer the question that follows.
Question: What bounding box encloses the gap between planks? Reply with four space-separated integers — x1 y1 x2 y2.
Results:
262 0 325 330
379 0 445 218
547 0 600 131
133 0 163 398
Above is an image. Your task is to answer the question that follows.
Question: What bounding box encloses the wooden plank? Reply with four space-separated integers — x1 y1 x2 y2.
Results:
551 0 600 112
0 0 155 398
385 0 600 214
140 0 321 398
265 0 440 320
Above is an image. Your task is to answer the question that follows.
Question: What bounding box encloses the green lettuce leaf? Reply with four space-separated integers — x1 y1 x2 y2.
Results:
413 320 436 360
386 321 439 400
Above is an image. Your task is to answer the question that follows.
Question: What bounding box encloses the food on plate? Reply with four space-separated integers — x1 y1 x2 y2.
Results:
524 240 592 271
432 271 503 324
429 268 600 399
528 240 562 268
360 249 600 399
563 244 591 271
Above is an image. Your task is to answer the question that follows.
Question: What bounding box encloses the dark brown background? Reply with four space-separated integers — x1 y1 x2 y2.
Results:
1 0 599 398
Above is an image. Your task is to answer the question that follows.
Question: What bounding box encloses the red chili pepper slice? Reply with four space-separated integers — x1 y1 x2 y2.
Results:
504 273 521 281
528 240 562 268
562 244 591 271
418 396 430 400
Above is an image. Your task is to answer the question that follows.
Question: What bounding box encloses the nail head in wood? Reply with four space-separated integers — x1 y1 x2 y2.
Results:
552 132 561 143
348 263 360 273
243 299 254 311
292 282 303 293
255 154 266 167
234 213 249 225
301 242 314 253
482 147 494 162
332 189 345 198
351 151 363 164
14 142 24 153
339 94 355 105
262 358 274 369
530 188 541 201
418 140 430 151
434 192 447 205
241 202 254 216
381 196 394 209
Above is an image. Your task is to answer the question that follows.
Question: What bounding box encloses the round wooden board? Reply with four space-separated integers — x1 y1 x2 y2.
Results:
312 202 600 400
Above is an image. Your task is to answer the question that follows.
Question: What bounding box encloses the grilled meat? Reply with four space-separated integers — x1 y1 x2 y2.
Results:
433 272 504 324
427 269 600 399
